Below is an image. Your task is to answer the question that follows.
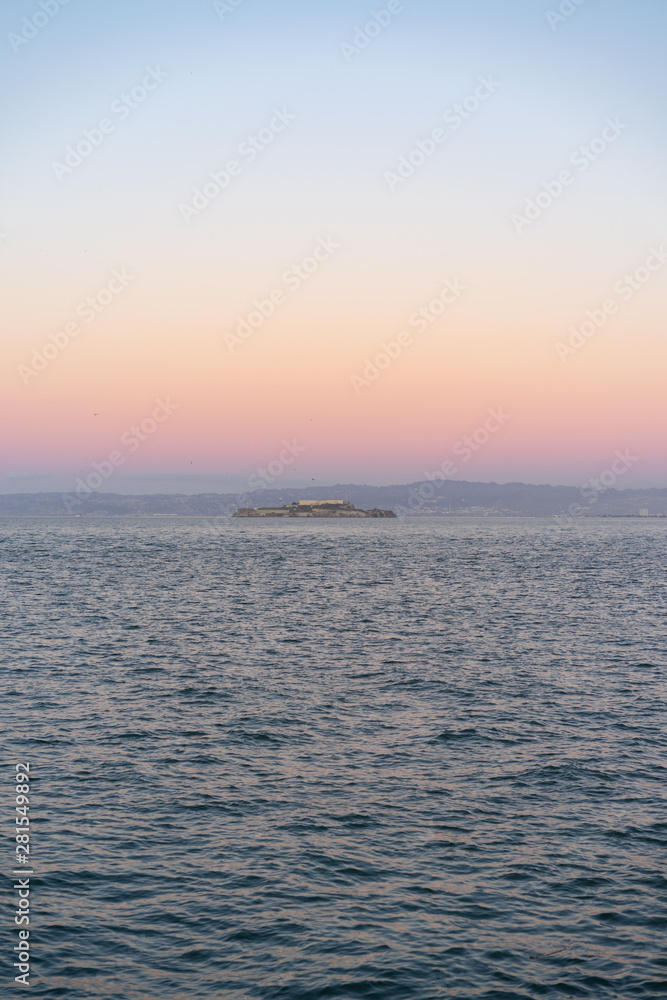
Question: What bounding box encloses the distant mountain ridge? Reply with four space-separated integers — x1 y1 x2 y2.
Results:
1 480 666 517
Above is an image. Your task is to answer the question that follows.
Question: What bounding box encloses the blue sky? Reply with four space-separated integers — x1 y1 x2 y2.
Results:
2 0 666 492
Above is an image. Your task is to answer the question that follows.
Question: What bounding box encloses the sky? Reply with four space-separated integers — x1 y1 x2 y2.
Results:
2 0 666 494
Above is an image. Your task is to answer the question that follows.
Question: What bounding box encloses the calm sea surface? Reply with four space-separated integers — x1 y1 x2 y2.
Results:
2 517 667 1000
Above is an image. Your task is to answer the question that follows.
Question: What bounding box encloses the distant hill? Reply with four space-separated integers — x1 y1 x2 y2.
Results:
1 480 666 517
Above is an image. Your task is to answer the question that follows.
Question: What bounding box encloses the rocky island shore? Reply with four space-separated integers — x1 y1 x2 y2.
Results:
232 500 396 518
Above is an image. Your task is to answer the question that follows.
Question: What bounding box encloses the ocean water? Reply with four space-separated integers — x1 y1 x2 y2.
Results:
2 516 667 1000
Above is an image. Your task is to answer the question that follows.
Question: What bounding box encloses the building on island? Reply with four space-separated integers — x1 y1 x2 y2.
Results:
232 500 396 518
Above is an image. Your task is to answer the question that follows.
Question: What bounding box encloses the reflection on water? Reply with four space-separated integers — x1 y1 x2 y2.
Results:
2 517 666 999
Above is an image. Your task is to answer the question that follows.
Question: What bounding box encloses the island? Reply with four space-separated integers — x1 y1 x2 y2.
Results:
232 500 396 518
